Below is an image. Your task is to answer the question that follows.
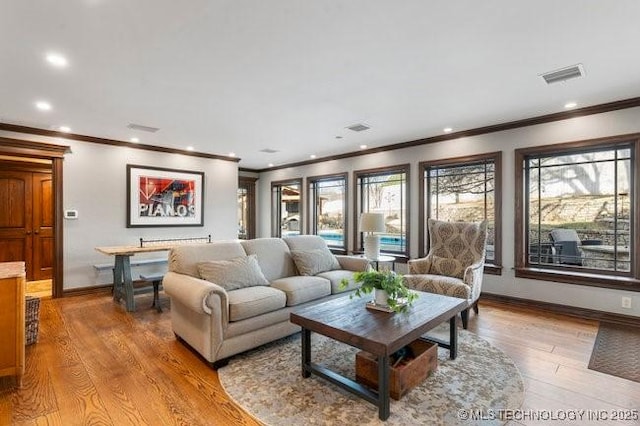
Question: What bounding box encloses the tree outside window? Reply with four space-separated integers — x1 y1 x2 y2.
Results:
308 174 347 251
526 147 631 272
420 152 501 270
271 179 302 238
515 135 640 290
355 165 409 257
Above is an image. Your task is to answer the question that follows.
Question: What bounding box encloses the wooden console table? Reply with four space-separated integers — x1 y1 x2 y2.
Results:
95 245 173 312
97 236 212 312
0 261 26 387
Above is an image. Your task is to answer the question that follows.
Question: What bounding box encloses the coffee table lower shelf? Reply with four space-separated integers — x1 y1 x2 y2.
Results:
300 328 389 415
298 315 458 421
291 292 466 421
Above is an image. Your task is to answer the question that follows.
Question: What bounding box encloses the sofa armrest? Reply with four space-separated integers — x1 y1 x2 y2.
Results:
335 255 369 272
163 271 229 318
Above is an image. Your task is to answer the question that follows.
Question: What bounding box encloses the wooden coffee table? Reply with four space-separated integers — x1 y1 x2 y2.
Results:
290 291 466 421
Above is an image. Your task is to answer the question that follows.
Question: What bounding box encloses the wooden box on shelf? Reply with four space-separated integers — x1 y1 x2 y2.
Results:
355 339 437 400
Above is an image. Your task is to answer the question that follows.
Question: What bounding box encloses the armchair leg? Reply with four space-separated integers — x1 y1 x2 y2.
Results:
461 308 469 329
473 301 479 315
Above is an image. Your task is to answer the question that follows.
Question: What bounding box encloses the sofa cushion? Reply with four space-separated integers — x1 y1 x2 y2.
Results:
227 286 287 322
197 255 269 291
169 241 246 278
241 238 297 281
316 270 358 294
283 235 331 251
403 274 471 300
428 255 466 279
270 276 331 306
290 248 340 276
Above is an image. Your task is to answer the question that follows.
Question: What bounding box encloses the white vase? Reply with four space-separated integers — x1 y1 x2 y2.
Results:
374 289 389 306
363 234 381 260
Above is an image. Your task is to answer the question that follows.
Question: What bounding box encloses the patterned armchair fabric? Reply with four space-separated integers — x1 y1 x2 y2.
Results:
405 219 488 326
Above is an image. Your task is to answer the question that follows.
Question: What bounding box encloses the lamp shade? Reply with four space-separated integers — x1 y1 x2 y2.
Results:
359 212 385 233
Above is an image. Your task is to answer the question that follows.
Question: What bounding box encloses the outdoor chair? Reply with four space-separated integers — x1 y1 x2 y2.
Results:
549 229 584 266
403 219 488 329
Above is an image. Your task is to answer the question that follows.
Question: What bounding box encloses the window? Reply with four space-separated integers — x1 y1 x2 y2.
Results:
237 177 257 240
420 152 502 273
354 165 410 257
515 135 640 290
308 173 347 252
271 178 303 237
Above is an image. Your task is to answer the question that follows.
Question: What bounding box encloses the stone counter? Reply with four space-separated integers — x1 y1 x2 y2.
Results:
0 261 26 279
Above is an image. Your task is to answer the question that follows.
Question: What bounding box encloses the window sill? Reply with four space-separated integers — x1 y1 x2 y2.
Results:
515 267 640 292
484 264 503 275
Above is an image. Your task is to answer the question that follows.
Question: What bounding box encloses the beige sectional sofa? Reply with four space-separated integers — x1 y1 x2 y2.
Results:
163 235 368 367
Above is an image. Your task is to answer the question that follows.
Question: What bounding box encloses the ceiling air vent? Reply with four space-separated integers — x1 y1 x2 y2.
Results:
346 123 370 132
127 123 160 133
540 64 585 84
260 148 279 154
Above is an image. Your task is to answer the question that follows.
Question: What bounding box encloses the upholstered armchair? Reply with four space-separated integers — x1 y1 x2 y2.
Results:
404 219 488 329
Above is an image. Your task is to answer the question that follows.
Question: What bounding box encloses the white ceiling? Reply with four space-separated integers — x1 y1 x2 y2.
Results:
2 1 640 169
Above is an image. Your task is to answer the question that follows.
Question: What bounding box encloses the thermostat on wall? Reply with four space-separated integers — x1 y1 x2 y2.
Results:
64 209 79 219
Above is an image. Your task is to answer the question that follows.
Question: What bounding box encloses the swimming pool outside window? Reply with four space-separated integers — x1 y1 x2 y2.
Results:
308 173 347 251
354 165 410 258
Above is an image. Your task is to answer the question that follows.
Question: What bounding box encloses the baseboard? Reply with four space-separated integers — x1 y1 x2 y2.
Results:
63 280 151 297
63 284 113 297
482 292 639 326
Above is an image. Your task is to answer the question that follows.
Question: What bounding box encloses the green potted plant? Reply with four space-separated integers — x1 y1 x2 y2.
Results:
340 269 418 313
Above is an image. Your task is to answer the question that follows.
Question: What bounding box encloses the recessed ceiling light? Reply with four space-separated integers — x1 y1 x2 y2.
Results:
564 102 577 109
360 144 368 149
46 53 68 68
35 101 52 111
443 127 453 133
59 126 71 133
186 146 194 151
130 137 139 143
310 154 317 159
268 163 274 167
228 152 236 157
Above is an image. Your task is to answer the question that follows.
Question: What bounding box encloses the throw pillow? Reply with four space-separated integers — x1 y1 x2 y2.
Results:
428 255 466 280
290 248 341 276
197 255 269 291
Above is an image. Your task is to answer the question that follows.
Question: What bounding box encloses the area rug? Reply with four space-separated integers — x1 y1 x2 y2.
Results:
588 321 640 383
219 325 524 425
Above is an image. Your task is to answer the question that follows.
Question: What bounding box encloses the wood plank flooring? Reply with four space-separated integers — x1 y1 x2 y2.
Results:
1 294 639 425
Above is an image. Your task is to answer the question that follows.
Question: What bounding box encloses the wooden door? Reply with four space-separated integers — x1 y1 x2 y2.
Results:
0 169 53 281
0 171 33 275
32 173 53 280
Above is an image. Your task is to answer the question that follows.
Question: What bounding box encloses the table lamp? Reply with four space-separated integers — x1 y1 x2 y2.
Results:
359 212 385 260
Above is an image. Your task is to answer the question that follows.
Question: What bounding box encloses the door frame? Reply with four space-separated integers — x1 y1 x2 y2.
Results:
0 137 69 298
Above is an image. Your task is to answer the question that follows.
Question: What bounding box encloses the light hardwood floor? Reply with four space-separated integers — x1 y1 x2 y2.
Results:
1 293 639 425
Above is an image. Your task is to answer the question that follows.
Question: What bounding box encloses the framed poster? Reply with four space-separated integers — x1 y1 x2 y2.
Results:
127 164 204 227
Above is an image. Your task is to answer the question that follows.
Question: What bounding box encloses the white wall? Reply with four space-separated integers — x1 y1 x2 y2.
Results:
256 107 640 317
0 131 238 290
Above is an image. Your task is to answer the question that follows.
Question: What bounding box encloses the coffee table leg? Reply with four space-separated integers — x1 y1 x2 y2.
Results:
449 316 458 359
301 328 311 378
377 355 390 420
